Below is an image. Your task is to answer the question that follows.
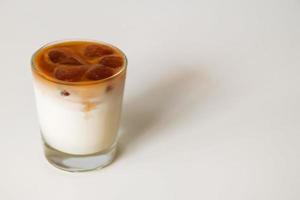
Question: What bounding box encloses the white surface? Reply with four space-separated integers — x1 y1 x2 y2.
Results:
0 0 299 199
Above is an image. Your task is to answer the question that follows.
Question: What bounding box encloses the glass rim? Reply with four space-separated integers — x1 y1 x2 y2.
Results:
31 39 127 86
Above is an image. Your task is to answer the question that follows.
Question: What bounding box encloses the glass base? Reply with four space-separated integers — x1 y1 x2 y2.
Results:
43 142 117 172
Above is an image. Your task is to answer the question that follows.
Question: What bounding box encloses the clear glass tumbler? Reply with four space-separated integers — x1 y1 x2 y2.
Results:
31 40 127 172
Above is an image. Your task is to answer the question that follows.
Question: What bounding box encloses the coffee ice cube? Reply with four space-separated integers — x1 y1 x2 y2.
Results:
85 65 114 80
84 45 114 58
48 50 81 65
54 65 88 81
99 55 124 68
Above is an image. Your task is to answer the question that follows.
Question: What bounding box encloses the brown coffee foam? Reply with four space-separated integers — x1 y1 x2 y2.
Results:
32 41 126 83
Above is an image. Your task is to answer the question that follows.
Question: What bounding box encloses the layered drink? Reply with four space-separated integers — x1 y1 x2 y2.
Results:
31 40 127 171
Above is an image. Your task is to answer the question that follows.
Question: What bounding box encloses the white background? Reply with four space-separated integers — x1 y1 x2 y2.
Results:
0 0 299 199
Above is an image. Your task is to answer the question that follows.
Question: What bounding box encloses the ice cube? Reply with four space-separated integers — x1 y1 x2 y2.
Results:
84 45 114 58
85 65 114 80
47 50 81 65
99 55 124 68
54 65 88 81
